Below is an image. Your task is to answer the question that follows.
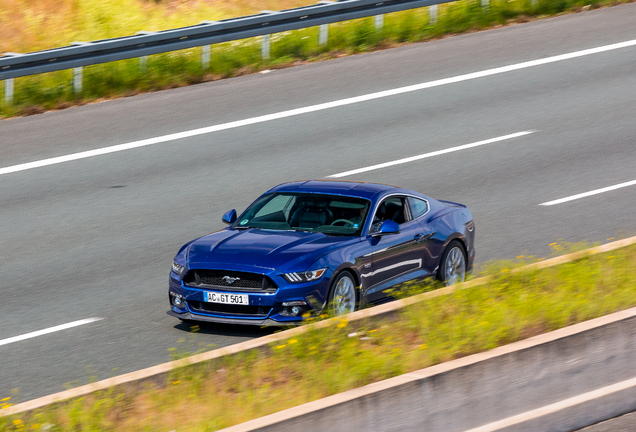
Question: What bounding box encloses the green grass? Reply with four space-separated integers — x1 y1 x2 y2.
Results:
1 0 634 119
2 241 636 430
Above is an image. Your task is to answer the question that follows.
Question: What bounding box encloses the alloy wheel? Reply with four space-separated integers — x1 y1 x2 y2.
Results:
332 275 356 316
444 246 465 286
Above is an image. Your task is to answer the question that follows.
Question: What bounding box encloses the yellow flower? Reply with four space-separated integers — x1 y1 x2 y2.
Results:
173 381 181 385
516 255 525 259
288 339 298 344
418 344 427 350
275 344 286 349
0 397 10 401
336 319 348 329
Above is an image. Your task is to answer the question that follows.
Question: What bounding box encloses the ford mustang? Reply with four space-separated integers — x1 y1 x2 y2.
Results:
168 180 475 326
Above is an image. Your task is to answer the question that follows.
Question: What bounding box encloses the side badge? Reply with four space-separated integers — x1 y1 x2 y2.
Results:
240 219 249 226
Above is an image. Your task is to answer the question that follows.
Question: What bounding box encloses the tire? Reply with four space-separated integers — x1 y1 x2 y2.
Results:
327 271 358 317
438 240 466 286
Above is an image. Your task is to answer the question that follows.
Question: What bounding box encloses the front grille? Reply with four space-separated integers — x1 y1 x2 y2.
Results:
183 270 277 293
188 301 272 317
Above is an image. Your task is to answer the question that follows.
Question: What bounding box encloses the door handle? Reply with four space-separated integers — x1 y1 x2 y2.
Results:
414 233 435 242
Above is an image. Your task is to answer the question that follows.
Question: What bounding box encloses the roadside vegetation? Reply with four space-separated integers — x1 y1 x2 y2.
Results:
1 0 634 118
2 240 636 430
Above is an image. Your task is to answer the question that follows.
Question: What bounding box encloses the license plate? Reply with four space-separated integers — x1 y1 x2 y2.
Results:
204 292 249 305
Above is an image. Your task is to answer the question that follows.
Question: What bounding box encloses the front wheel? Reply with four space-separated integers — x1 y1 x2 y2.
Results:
327 271 357 316
438 241 466 286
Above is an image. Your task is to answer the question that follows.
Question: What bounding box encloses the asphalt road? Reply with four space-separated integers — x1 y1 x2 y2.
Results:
1 3 635 417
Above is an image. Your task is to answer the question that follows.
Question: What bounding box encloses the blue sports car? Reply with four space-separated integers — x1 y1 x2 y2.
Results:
168 180 475 326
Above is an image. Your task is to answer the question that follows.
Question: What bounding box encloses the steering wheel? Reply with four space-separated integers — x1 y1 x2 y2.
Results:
331 219 355 228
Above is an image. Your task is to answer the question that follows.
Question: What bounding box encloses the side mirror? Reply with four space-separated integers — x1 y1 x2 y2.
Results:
222 209 237 224
373 220 400 236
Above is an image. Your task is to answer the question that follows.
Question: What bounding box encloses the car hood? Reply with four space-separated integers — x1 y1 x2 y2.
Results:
186 228 357 272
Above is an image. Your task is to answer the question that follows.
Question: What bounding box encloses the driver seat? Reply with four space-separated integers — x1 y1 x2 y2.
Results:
290 203 333 228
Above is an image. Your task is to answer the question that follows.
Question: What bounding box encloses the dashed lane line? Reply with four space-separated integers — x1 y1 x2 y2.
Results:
327 131 534 178
0 318 103 348
540 179 636 206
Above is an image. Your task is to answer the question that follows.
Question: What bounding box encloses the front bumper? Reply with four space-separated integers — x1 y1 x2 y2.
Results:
166 310 301 327
168 266 332 325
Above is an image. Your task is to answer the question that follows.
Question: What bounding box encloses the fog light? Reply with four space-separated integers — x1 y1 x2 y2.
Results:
280 300 308 317
170 291 184 307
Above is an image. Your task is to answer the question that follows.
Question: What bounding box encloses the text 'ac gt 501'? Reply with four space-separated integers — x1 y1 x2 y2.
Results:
168 180 475 326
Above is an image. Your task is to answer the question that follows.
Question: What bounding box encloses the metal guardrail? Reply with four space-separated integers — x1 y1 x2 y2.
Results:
0 0 456 81
0 0 492 103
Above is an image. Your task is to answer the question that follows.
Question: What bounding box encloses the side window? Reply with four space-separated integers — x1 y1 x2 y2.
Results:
371 196 407 232
407 197 428 219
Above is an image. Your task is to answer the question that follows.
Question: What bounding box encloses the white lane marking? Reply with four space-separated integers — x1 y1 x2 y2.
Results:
1 39 635 177
328 131 534 178
540 179 636 206
463 375 636 432
0 318 102 347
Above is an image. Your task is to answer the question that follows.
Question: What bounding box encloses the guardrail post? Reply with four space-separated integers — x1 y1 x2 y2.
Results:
261 35 271 60
374 14 384 30
139 56 148 73
135 32 157 73
73 67 83 94
3 78 14 105
319 24 329 46
429 5 438 24
199 21 216 70
201 45 211 70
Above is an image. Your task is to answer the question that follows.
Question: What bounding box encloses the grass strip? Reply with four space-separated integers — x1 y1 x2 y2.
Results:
1 240 636 431
1 0 634 119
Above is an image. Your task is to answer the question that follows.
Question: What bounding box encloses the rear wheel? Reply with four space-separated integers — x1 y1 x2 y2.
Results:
327 271 357 316
438 241 466 286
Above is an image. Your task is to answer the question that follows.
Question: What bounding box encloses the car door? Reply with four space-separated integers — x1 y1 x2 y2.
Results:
407 196 439 275
362 196 427 302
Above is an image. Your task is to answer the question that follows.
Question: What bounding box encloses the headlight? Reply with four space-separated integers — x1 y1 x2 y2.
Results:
171 261 186 276
283 268 327 283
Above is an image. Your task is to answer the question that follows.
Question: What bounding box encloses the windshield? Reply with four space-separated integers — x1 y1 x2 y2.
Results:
234 193 370 236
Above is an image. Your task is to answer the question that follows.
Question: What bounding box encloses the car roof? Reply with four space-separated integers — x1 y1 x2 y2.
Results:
266 180 406 200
